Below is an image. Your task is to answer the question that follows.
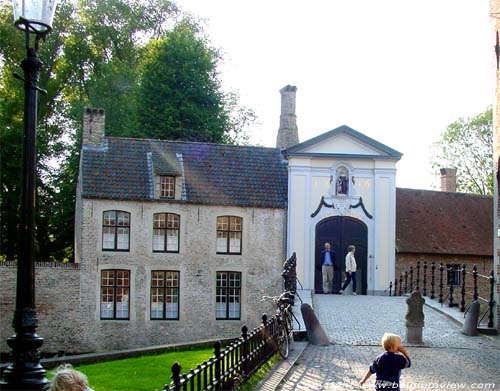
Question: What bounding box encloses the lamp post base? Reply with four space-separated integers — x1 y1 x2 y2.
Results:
0 309 49 391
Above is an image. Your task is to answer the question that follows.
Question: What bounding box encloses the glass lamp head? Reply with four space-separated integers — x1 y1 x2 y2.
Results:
12 0 58 34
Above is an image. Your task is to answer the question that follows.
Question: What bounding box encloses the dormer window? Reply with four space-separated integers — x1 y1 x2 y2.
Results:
160 176 175 198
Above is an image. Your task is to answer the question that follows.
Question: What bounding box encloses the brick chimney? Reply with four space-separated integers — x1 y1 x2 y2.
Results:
82 108 105 147
276 85 299 149
440 167 457 192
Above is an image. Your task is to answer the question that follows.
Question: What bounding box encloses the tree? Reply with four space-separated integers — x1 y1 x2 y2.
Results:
137 21 253 143
432 108 493 195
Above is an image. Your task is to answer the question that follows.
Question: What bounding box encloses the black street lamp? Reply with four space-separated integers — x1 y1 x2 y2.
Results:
0 1 58 390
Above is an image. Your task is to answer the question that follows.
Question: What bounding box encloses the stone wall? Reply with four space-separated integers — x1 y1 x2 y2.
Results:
0 262 83 354
396 254 493 309
76 199 286 352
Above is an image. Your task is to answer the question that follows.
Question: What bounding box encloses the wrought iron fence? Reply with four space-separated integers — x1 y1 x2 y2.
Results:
160 253 298 391
389 261 496 329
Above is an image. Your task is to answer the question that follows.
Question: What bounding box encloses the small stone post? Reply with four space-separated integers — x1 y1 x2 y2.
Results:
301 303 330 346
462 300 480 336
405 291 425 344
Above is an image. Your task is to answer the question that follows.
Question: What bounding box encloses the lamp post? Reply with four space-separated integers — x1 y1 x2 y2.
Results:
0 1 57 390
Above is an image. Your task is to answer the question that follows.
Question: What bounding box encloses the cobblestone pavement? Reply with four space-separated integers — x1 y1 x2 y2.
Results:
277 295 500 391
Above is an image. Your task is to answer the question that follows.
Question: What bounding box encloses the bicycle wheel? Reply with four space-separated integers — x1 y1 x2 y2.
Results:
278 322 289 359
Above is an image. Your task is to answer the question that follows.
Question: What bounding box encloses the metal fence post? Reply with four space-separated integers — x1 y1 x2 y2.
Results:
460 264 466 312
261 314 268 358
171 362 182 391
439 263 444 304
423 261 427 296
214 341 222 391
399 274 403 296
448 266 455 307
410 266 414 292
389 281 393 296
430 261 435 300
241 325 249 379
416 261 420 291
472 265 478 301
404 271 408 293
489 270 495 328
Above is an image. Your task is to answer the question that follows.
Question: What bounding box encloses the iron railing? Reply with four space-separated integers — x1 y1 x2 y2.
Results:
389 261 496 329
160 253 298 391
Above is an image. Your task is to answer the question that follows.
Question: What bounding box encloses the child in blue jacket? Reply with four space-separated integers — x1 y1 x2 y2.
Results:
359 333 411 390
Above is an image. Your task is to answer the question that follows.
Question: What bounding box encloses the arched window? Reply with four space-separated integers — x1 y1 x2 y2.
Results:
102 211 130 251
153 213 180 253
216 216 242 254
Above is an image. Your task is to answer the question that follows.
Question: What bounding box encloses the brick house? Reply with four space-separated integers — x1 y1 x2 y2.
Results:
395 187 493 301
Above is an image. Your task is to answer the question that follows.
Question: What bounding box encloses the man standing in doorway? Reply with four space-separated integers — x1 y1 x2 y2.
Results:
340 245 357 295
321 242 337 293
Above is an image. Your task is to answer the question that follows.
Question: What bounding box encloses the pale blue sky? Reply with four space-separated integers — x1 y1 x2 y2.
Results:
179 0 493 190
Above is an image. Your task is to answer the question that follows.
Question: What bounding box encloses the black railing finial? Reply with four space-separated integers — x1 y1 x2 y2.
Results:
171 362 182 390
488 270 495 328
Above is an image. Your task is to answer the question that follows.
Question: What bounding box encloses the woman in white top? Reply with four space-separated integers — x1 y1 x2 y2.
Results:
339 245 357 295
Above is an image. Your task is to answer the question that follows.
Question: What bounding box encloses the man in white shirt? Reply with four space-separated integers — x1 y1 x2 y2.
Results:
339 245 357 295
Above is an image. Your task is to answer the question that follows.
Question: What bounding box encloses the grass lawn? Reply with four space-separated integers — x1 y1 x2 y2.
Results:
48 347 213 391
47 347 282 391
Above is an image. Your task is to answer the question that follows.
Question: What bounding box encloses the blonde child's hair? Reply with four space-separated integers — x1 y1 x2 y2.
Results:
381 333 402 351
50 364 89 391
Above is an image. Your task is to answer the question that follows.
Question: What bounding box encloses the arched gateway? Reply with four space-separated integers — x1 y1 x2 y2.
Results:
285 125 401 295
315 216 368 294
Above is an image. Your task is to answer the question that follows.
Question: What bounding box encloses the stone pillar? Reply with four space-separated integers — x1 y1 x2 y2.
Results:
405 291 425 344
439 167 457 192
276 85 299 149
82 108 105 147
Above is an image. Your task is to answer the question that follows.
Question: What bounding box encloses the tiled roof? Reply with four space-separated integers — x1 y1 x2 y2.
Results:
396 188 493 256
81 138 288 209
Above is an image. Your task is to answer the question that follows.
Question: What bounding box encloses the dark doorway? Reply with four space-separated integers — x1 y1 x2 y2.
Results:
315 216 368 294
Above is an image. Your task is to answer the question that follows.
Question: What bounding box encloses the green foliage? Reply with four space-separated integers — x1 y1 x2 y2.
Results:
432 108 493 195
137 22 226 142
0 0 255 262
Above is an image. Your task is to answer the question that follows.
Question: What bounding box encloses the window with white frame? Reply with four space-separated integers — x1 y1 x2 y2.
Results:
160 176 175 198
100 270 130 320
102 211 130 251
216 216 242 254
151 271 179 320
216 271 241 320
153 213 180 252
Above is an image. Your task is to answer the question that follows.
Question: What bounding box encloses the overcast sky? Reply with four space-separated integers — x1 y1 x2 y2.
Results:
178 0 493 190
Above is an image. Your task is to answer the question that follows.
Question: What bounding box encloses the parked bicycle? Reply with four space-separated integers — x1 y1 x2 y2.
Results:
261 291 300 359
